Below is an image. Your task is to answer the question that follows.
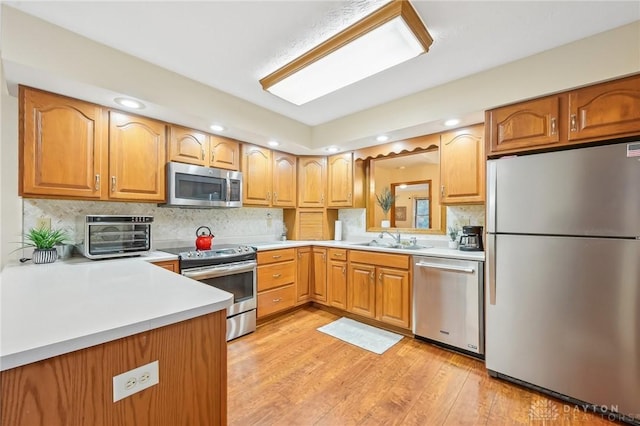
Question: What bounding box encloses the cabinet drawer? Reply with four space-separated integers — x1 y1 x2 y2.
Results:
257 260 295 291
258 284 296 318
328 248 348 261
257 248 296 265
349 250 409 269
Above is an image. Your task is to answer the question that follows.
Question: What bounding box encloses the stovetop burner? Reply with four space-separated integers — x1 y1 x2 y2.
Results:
161 244 257 269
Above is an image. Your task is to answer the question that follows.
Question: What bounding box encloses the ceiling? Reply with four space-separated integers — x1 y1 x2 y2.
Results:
6 0 639 131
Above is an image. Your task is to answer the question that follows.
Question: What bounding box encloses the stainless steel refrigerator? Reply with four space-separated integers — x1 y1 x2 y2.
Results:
486 140 640 423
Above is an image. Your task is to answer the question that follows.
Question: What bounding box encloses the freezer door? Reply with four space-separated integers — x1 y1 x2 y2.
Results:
488 141 640 237
486 234 640 419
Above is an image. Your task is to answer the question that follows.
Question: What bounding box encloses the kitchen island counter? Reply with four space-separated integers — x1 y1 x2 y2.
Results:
0 257 232 371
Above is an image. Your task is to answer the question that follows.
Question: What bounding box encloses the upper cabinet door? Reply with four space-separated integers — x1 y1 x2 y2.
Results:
327 152 353 207
440 124 485 204
108 112 166 201
210 135 240 170
20 87 107 199
242 144 272 206
568 75 640 142
298 156 327 207
486 95 563 155
168 125 208 166
272 152 297 207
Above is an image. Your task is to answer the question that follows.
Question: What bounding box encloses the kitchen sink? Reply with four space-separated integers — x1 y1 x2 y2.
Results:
350 241 432 250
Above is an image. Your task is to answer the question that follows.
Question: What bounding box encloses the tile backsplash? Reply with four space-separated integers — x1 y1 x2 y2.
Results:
23 199 285 247
23 199 485 247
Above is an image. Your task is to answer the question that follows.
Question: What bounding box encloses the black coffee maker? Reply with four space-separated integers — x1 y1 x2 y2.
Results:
459 226 484 251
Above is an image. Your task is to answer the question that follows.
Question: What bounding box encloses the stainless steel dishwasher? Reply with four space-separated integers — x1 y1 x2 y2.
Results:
413 256 484 357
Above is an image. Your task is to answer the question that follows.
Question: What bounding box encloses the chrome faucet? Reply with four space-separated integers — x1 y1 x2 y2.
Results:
379 230 401 245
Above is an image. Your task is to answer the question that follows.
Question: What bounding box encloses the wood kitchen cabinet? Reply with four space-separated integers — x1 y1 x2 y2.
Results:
241 144 296 207
440 124 485 204
567 74 640 142
19 86 108 199
311 247 328 304
298 156 327 207
272 151 297 207
19 86 167 203
109 111 166 201
168 125 208 166
486 74 640 157
296 247 312 304
327 152 353 207
283 208 338 240
209 135 240 170
327 249 348 310
241 144 272 206
485 95 563 155
168 128 240 171
151 259 179 273
257 248 297 319
348 250 411 330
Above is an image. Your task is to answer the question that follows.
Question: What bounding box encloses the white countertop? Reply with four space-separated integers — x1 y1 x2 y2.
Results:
0 255 231 371
249 240 485 261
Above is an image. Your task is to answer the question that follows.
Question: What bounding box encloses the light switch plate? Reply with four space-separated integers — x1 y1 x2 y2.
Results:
113 360 159 402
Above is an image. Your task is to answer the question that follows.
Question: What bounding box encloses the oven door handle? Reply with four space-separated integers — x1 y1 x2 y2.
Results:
182 261 257 280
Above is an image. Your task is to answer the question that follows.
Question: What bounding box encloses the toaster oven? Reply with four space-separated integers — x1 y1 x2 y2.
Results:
78 215 153 259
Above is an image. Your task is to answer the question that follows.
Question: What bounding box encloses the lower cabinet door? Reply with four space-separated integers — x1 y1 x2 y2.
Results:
328 260 347 310
377 267 411 329
347 263 376 319
258 285 296 318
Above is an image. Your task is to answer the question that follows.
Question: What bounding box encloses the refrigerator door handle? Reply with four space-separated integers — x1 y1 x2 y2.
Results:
487 233 497 305
487 160 497 233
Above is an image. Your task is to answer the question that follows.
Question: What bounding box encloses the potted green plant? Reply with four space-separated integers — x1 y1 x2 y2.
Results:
376 187 395 228
447 226 459 249
21 227 69 264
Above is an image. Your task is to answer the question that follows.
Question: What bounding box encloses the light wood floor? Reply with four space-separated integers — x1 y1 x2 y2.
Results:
227 306 617 425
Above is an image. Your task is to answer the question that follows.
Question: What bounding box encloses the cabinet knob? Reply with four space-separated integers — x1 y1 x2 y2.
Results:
272 255 281 259
272 273 281 278
441 185 445 197
550 117 557 135
211 152 215 161
348 192 352 201
272 298 282 303
570 114 577 132
111 176 117 192
274 192 278 201
95 174 100 191
379 272 383 282
342 267 346 275
201 148 205 161
266 191 271 201
370 271 374 281
320 194 324 205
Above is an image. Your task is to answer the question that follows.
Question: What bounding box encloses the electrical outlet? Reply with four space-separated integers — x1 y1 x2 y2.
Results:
35 217 51 231
113 360 159 402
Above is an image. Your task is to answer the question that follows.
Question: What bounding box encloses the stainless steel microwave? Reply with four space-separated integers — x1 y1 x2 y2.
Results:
78 215 153 259
160 162 242 208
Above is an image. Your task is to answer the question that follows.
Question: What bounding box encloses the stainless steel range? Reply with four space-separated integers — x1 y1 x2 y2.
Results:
162 244 257 341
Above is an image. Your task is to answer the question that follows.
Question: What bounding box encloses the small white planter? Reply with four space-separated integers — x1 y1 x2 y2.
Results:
448 240 459 249
381 220 391 228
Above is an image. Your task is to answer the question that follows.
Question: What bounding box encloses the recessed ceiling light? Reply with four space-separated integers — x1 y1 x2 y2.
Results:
399 184 408 189
376 135 389 142
326 146 340 153
444 118 460 127
114 97 144 109
210 124 225 132
268 140 280 147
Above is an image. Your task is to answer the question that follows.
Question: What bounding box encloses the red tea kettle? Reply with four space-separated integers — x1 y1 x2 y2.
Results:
195 226 214 250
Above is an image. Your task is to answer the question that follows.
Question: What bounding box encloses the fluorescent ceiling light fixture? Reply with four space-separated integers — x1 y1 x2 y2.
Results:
376 135 390 142
259 0 432 105
444 118 460 127
210 124 225 132
114 97 144 109
268 140 280 147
